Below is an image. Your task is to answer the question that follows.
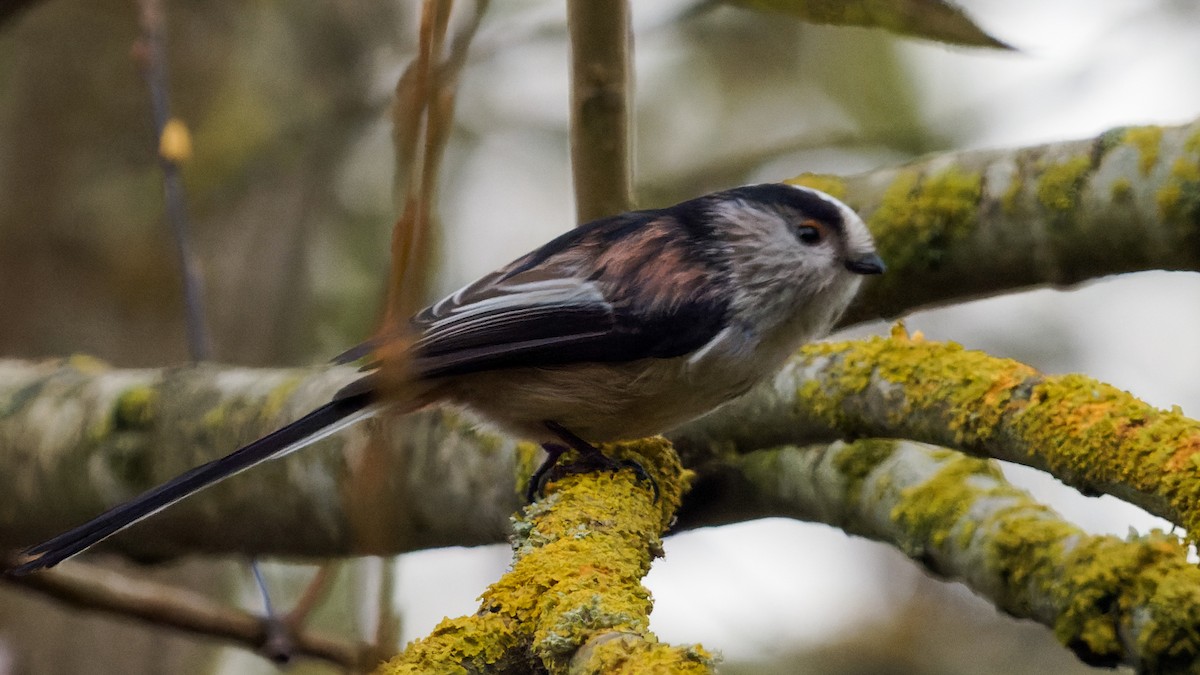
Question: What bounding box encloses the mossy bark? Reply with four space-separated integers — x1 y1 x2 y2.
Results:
377 439 715 674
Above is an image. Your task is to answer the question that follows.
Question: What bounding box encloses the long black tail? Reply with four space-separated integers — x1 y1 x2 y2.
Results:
8 390 374 576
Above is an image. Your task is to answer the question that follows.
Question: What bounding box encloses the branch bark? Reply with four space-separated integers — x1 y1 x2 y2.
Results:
0 357 520 560
695 439 1200 672
377 438 715 674
0 557 369 669
9 326 1200 555
817 118 1200 325
11 335 1200 669
567 0 634 223
674 327 1200 536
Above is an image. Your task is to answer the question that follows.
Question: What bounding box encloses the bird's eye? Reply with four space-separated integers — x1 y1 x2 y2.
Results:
796 222 824 245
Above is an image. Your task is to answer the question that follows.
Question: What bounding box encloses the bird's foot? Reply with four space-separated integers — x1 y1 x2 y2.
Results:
525 422 659 502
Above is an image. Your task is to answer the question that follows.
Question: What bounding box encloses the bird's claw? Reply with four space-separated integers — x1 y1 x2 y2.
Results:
526 447 659 502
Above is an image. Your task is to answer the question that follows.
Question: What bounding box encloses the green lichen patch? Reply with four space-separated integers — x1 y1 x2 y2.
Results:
797 332 1038 446
868 166 982 273
259 375 303 421
1036 155 1092 219
114 386 158 430
980 499 1200 671
831 439 896 503
513 441 543 500
65 354 111 375
1110 177 1134 203
786 173 848 200
889 451 1002 555
996 526 1200 670
1156 130 1200 244
1001 167 1024 215
1124 126 1164 176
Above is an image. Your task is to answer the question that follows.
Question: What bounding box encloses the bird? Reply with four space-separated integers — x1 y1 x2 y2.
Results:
8 182 883 575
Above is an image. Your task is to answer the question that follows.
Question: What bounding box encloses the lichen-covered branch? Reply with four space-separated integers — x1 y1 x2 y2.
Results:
0 357 522 559
674 328 1200 537
11 340 1200 667
700 439 1200 672
801 118 1200 325
10 328 1200 558
377 438 715 674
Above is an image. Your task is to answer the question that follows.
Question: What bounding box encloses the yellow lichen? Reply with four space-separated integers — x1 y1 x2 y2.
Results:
829 432 1200 668
831 439 896 503
786 173 848 200
1110 177 1134 202
378 438 700 674
797 335 1200 547
260 375 303 420
1036 155 1092 216
890 451 1003 553
1001 168 1024 214
797 335 1038 446
1012 373 1200 532
378 614 518 675
869 166 982 273
574 637 717 674
114 386 158 430
1124 126 1164 176
66 354 111 375
1156 142 1200 230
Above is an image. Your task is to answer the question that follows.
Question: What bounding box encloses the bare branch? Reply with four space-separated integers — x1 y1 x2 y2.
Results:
1 558 369 670
567 0 634 223
133 0 213 361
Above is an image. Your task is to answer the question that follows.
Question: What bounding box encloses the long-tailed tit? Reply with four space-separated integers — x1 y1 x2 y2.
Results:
10 183 883 574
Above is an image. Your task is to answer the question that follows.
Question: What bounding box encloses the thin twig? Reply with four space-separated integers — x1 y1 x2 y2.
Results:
373 559 401 661
566 0 634 223
2 559 369 670
284 562 341 628
136 1 300 663
134 0 213 361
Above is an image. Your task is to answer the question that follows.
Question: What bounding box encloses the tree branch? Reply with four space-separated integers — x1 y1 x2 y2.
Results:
567 0 634 223
0 357 520 559
0 556 369 670
4 119 1200 666
377 438 715 674
815 118 1200 326
12 338 1200 668
692 439 1200 672
9 326 1200 555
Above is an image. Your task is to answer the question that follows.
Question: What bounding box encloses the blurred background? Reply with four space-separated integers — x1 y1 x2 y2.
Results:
2 0 1199 672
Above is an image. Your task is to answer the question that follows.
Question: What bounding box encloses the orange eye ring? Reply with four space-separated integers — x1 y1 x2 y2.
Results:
796 219 825 245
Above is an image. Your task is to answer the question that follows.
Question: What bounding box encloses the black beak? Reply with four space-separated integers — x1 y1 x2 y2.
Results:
844 252 886 275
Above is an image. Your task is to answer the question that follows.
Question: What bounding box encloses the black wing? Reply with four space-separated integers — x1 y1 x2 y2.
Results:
409 211 732 379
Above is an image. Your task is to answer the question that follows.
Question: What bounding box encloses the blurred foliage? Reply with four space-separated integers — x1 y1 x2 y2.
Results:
0 0 953 369
0 0 403 367
728 0 1011 49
